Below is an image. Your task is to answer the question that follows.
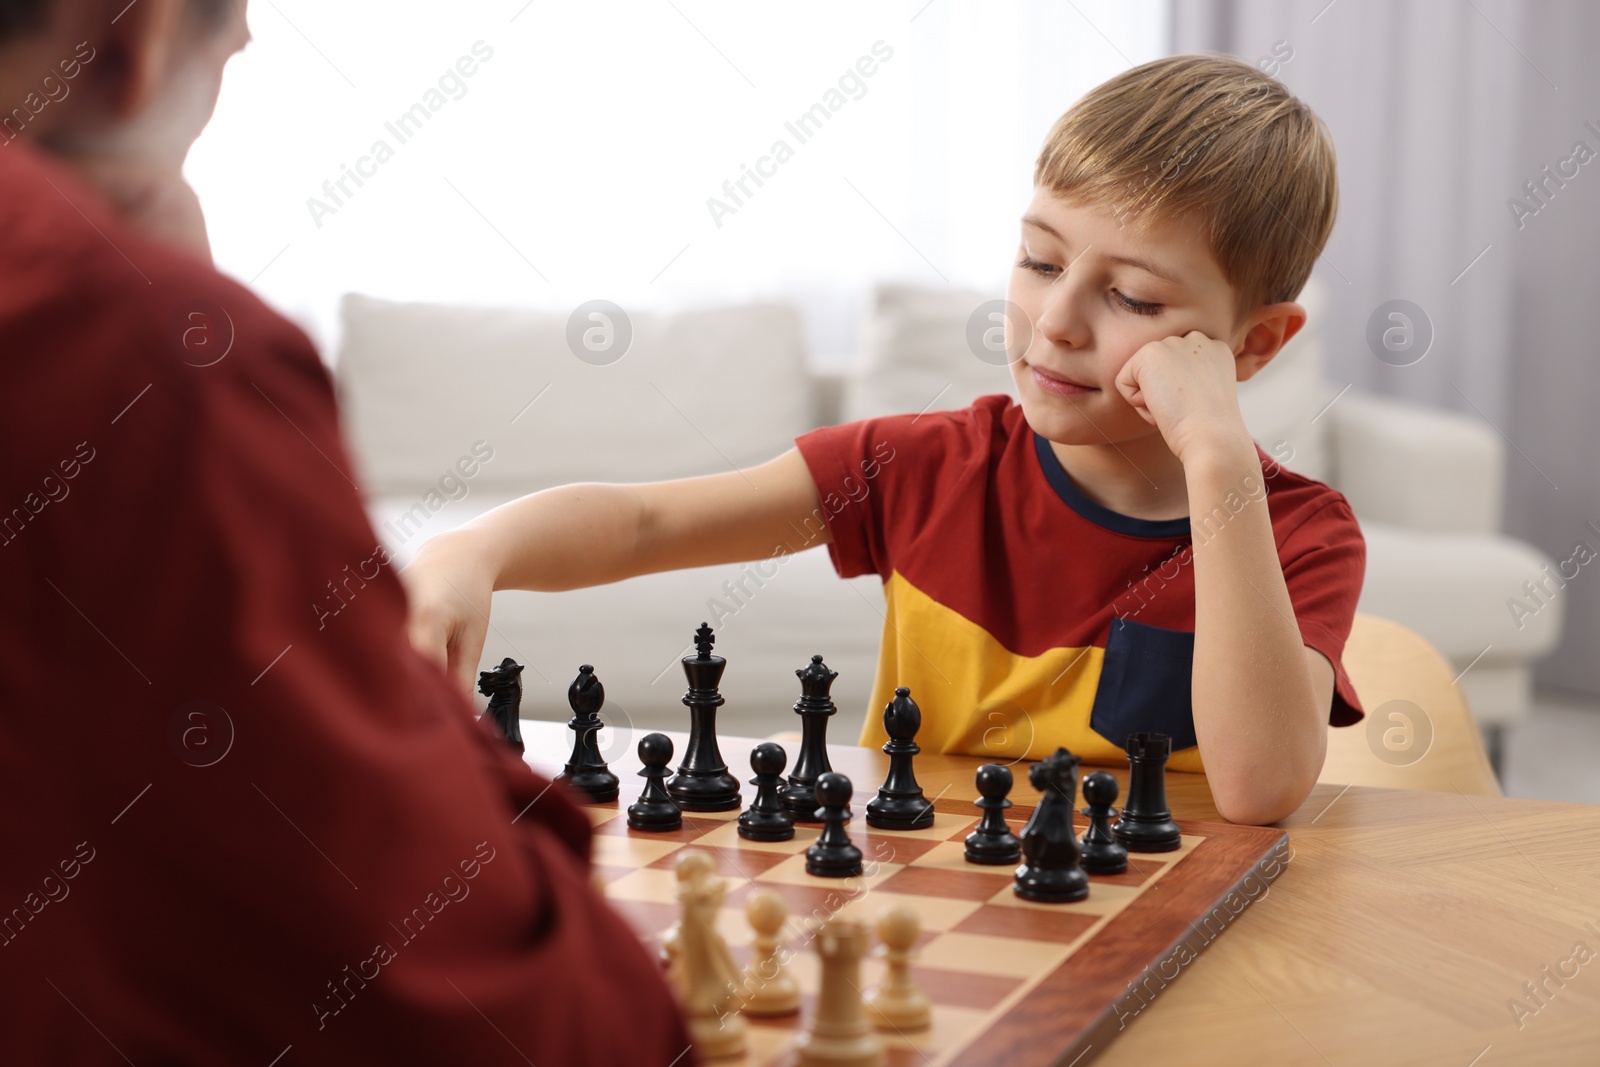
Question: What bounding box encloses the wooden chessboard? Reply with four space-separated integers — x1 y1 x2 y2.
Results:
583 793 1289 1066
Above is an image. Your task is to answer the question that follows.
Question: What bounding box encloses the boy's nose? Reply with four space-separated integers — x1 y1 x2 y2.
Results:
1033 290 1091 351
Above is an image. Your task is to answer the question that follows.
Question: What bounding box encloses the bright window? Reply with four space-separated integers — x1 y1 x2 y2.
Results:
187 1 1169 364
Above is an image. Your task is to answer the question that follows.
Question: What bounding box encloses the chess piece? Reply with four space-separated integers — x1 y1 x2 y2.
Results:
781 654 839 820
866 905 931 1032
964 763 1022 865
554 664 618 802
794 918 885 1067
805 773 863 878
741 890 800 1016
666 624 742 812
660 851 705 977
1112 731 1182 853
476 657 525 754
674 851 746 1059
738 742 796 841
865 688 934 831
1013 748 1089 903
627 732 683 832
1079 770 1129 874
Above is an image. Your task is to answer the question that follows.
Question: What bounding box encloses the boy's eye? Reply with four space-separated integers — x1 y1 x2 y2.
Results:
1113 290 1163 316
1018 255 1165 318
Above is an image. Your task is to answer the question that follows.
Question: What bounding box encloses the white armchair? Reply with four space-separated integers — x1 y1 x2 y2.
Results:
1232 279 1563 767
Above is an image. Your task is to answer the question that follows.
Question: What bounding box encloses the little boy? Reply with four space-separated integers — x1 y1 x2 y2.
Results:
405 55 1365 826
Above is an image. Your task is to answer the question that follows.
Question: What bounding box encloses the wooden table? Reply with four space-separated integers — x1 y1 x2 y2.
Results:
525 721 1600 1065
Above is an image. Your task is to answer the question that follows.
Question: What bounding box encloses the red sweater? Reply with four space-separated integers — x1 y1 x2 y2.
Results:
0 141 690 1065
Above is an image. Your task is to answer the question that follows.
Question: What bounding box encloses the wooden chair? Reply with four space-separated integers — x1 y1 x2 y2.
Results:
1325 613 1501 796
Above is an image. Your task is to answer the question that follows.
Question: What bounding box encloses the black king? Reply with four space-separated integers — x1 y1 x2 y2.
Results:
664 623 742 812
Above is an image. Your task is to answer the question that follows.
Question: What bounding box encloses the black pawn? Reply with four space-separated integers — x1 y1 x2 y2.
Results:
665 623 741 812
1014 748 1089 903
1112 732 1182 853
627 733 682 832
804 772 862 878
554 665 618 802
964 763 1021 865
738 742 796 842
476 658 525 754
780 654 839 821
866 688 934 831
1079 770 1129 875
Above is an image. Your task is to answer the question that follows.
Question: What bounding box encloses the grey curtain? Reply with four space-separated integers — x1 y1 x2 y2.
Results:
1172 0 1600 696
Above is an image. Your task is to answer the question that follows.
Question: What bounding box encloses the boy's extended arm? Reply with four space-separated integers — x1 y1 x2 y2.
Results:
1186 444 1334 824
403 447 825 693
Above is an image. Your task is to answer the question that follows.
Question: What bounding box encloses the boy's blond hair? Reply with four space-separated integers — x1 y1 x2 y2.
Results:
1034 54 1337 327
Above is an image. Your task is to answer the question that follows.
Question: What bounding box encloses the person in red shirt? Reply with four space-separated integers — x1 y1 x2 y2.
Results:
0 2 690 1063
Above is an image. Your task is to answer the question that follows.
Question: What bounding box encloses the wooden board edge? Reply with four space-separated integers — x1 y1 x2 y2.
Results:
946 822 1291 1067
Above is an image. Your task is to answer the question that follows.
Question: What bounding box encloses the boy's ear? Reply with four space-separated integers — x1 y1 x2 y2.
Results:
1232 301 1307 383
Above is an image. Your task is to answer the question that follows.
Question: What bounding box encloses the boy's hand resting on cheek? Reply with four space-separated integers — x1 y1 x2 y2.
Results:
1114 329 1255 466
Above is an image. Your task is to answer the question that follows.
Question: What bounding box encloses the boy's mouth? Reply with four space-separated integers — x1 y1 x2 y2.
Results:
1029 363 1099 397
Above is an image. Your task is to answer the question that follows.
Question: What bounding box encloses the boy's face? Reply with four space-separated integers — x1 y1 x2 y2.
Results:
1005 186 1246 448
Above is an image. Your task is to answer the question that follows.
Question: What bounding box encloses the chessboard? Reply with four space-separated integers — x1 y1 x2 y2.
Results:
577 790 1288 1067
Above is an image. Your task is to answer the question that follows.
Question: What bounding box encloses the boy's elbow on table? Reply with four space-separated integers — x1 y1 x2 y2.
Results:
1208 761 1320 826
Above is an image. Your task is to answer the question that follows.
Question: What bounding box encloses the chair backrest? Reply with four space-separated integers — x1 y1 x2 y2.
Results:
1327 613 1501 795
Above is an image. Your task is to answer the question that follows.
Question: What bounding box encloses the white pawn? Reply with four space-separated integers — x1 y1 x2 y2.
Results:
742 890 801 1016
795 917 885 1067
867 905 931 1031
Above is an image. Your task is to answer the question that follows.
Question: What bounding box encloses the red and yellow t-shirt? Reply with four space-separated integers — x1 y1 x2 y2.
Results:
795 394 1366 773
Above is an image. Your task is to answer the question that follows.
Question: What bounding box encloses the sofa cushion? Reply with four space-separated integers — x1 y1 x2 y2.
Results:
336 295 814 496
843 283 1018 422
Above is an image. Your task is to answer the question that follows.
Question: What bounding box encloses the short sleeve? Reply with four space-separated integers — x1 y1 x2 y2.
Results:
794 397 1009 582
795 417 897 579
1278 497 1368 725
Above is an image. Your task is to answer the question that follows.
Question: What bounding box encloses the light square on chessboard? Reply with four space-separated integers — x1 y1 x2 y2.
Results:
756 852 906 894
917 930 1074 978
984 873 1143 915
644 842 795 881
857 810 976 841
605 865 751 907
590 832 683 871
825 890 985 935
695 819 823 853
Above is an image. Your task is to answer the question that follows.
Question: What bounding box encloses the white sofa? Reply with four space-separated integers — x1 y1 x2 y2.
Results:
335 279 1564 760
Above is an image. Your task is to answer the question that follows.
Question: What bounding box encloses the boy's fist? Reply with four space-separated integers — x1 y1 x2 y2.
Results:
1113 330 1253 464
